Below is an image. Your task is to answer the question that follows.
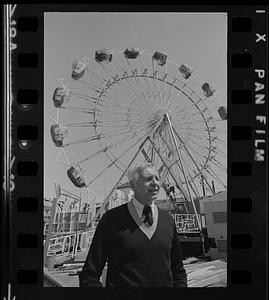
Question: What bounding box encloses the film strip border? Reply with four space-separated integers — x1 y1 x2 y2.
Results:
1 4 268 299
228 7 267 297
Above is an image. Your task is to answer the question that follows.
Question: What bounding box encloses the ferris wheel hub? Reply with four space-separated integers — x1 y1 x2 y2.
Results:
156 109 168 119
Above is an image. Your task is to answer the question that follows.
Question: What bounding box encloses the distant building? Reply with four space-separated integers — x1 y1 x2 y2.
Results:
201 191 227 260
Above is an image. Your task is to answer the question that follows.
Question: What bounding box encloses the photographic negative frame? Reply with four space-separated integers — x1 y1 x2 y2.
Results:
1 3 267 300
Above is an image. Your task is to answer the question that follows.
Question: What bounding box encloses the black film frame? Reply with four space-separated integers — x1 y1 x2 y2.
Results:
1 4 268 300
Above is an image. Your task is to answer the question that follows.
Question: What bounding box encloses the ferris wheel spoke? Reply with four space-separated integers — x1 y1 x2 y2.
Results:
164 83 179 111
99 127 132 137
186 140 211 159
85 67 108 85
102 65 145 101
120 76 146 99
86 158 120 187
179 156 201 196
177 108 210 126
175 110 203 125
182 132 210 147
101 90 132 103
138 75 160 107
98 62 118 79
179 110 212 123
78 78 101 93
149 69 163 107
172 158 188 184
180 138 210 164
147 74 163 107
99 123 133 135
183 109 213 122
101 129 135 141
60 107 95 115
93 133 139 161
137 56 161 106
139 76 163 108
164 76 181 110
102 81 138 103
97 103 128 113
77 147 112 165
168 92 191 114
128 104 158 117
212 138 226 146
96 118 128 127
175 147 206 189
112 55 129 74
105 78 138 101
97 109 130 118
137 75 159 106
204 167 227 188
189 129 217 142
171 101 196 120
109 130 143 151
210 158 227 172
188 180 201 198
116 56 153 103
175 96 204 117
108 79 151 107
97 119 128 126
64 122 96 128
70 91 97 103
186 128 221 136
63 135 103 148
214 150 227 159
123 57 152 96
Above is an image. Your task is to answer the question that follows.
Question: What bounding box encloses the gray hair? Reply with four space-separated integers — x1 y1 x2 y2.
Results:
127 162 157 187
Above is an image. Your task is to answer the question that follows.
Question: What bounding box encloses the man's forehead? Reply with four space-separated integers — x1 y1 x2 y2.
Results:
140 167 158 177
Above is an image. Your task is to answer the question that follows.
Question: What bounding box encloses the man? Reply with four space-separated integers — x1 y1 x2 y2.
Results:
79 162 187 287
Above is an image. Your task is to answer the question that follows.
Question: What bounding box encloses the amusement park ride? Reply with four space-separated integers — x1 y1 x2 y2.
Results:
47 46 227 260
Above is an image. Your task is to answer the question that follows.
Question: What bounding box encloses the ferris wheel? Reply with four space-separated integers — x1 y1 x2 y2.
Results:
49 46 227 218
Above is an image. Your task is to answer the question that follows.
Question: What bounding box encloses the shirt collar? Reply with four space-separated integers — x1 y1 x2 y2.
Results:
132 197 155 218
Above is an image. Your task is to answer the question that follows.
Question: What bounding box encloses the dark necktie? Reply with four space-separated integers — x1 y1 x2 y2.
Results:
143 205 153 226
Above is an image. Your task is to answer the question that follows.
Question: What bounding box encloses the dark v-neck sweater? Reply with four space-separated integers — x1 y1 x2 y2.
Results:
79 203 187 287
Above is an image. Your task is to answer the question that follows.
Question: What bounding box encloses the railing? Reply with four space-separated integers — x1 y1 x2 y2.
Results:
171 214 200 233
45 214 201 257
46 229 95 257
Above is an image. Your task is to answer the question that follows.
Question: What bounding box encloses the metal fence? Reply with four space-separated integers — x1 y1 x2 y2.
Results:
171 213 200 233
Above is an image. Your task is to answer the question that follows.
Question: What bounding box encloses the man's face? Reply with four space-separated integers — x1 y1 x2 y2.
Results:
133 167 160 205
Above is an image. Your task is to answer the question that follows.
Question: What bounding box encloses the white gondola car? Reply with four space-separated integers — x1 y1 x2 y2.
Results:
72 60 86 80
179 64 193 79
124 47 139 59
95 49 112 63
67 165 86 188
217 106 227 120
202 82 215 97
152 51 167 66
52 87 70 108
50 124 66 147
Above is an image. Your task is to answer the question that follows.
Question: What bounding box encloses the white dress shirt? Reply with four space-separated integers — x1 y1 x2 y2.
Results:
127 197 158 239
